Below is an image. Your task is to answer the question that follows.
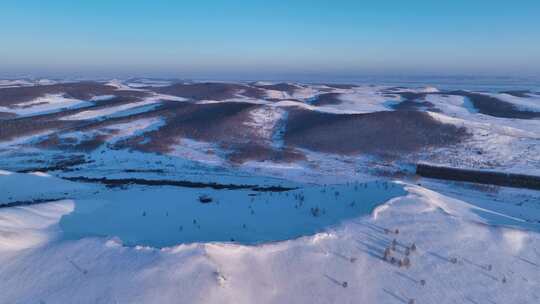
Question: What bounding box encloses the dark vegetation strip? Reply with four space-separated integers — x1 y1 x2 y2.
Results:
320 83 357 89
447 91 540 119
500 90 532 98
0 198 69 209
416 163 540 190
152 82 266 100
16 156 88 173
252 82 299 96
0 112 17 119
63 176 296 192
112 101 260 154
0 81 148 106
0 96 146 142
391 92 437 111
387 89 540 119
310 93 343 106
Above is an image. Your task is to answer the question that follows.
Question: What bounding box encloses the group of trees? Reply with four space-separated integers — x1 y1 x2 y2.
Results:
383 236 416 269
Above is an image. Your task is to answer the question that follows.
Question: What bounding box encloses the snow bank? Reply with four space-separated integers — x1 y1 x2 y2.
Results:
0 200 73 251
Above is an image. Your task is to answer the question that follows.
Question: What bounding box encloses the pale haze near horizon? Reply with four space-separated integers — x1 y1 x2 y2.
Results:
1 0 539 79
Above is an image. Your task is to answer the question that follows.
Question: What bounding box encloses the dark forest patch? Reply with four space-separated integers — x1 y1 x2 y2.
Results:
16 154 88 173
391 92 437 111
253 83 300 96
225 143 305 164
0 96 146 142
151 82 265 100
321 83 357 89
0 118 75 142
416 163 540 190
284 109 468 157
0 112 17 119
499 90 533 98
0 81 148 107
35 133 110 152
113 102 262 154
447 91 540 119
310 93 344 106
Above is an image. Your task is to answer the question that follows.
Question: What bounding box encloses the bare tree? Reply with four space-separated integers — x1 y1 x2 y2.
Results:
383 247 391 261
402 257 411 268
391 239 397 251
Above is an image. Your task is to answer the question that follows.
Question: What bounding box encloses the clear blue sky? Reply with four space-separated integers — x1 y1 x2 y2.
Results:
1 0 539 78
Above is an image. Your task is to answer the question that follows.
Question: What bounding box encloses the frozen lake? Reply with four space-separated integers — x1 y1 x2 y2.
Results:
60 181 406 247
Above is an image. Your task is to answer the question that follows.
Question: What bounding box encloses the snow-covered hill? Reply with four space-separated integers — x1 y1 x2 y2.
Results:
1 79 539 303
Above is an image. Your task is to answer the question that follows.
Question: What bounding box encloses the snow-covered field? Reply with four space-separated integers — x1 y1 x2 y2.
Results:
1 79 539 303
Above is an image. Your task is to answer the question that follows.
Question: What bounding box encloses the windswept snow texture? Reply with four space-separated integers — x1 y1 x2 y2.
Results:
1 79 540 303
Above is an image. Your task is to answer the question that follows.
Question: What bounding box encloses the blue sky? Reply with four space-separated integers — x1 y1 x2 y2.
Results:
1 0 539 78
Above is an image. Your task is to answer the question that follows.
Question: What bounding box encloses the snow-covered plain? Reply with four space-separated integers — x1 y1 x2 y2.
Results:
1 79 540 303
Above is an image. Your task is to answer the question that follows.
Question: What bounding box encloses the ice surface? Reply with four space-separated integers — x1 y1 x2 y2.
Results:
60 181 406 246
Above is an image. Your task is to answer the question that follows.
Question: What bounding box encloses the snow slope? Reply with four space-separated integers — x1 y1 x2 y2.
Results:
2 79 540 303
0 178 539 303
